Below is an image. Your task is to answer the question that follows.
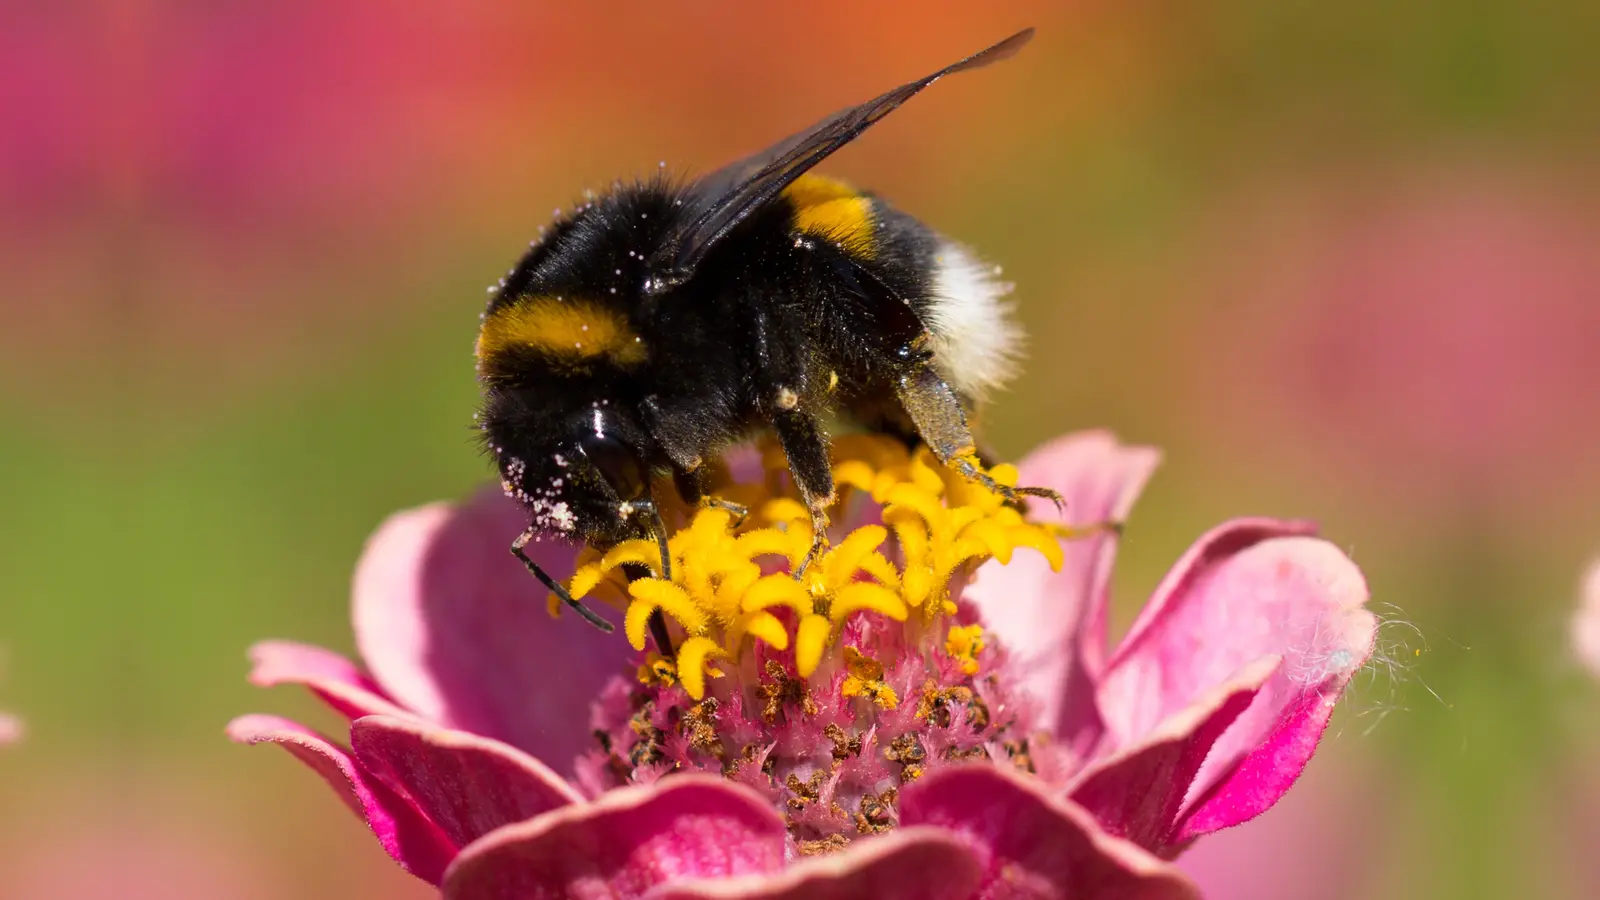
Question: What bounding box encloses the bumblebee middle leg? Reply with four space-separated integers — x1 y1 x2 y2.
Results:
894 365 1063 512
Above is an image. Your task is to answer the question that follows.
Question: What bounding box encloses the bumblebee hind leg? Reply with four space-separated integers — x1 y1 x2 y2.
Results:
894 366 1064 513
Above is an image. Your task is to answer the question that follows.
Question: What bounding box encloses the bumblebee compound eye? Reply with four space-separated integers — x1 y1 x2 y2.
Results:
579 432 647 502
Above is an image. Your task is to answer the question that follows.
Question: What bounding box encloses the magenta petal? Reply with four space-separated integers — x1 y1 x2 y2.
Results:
1068 657 1278 853
965 431 1160 753
901 766 1200 900
352 488 632 765
1098 525 1375 836
226 714 456 884
247 640 412 720
351 714 582 852
1171 682 1344 842
442 776 787 900
645 828 982 900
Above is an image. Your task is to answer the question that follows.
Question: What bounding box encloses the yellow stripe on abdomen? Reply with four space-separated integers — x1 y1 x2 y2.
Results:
476 296 647 371
783 174 877 260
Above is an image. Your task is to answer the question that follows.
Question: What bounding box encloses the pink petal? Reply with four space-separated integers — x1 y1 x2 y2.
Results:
1098 523 1376 837
351 714 582 853
247 640 413 720
226 714 455 885
900 765 1200 900
965 431 1160 754
0 713 20 744
644 828 981 900
1573 557 1600 679
1068 657 1278 853
352 488 632 766
442 776 787 900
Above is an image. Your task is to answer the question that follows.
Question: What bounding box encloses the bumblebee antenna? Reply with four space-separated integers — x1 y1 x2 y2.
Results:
512 527 615 632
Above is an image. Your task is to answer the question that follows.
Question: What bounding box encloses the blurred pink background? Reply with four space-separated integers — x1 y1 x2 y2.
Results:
2 2 1597 897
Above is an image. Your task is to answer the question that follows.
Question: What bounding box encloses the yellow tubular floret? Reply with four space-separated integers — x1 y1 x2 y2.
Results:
559 437 1071 700
675 637 726 700
795 614 833 678
624 580 708 649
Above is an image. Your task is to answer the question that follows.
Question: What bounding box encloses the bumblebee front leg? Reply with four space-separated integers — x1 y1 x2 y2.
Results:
620 497 677 656
895 366 1063 512
672 465 749 526
771 408 835 578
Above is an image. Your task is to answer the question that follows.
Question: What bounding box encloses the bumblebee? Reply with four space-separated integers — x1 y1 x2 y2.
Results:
476 28 1057 633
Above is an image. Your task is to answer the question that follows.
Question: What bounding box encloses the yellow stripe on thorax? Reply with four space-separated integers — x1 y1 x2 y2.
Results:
476 296 647 369
783 174 877 259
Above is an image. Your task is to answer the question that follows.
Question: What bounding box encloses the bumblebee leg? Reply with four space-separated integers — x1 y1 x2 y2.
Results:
512 527 614 633
895 366 1064 512
771 409 835 578
627 496 678 650
622 498 677 656
673 465 749 526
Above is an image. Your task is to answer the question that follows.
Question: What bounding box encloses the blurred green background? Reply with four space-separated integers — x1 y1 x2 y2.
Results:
2 2 1598 897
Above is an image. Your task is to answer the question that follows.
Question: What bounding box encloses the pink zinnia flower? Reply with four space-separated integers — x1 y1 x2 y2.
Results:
232 432 1375 898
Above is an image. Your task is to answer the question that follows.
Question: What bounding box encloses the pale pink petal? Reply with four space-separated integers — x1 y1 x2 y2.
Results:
226 714 455 884
352 487 631 766
1098 524 1375 837
0 712 20 743
900 765 1200 900
1068 657 1278 853
247 640 413 720
442 776 786 900
351 715 582 852
644 828 981 900
965 430 1160 754
1573 558 1600 679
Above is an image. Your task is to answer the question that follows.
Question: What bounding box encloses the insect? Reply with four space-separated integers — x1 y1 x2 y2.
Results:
475 27 1059 634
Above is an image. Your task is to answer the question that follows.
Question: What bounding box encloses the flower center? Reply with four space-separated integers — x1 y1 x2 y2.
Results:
565 437 1066 853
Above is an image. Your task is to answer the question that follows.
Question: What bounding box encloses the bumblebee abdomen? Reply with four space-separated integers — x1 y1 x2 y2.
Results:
780 174 1021 403
783 174 879 260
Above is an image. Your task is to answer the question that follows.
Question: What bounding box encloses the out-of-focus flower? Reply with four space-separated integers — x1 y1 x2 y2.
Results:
1 650 18 744
1181 167 1600 522
1574 558 1600 680
233 432 1375 898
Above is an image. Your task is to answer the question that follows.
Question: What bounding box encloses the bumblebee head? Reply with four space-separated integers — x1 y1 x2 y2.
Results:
483 387 659 547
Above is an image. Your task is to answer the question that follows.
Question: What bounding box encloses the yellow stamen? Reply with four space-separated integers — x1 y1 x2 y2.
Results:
556 436 1067 700
638 654 678 687
840 646 899 709
945 624 986 676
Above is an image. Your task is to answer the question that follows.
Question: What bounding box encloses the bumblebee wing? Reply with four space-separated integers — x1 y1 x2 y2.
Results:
655 27 1033 280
